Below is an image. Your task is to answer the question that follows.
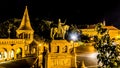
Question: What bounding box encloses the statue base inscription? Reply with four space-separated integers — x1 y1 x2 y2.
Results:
45 53 75 68
45 40 76 68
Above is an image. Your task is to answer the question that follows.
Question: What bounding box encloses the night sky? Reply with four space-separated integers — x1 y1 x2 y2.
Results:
0 0 120 26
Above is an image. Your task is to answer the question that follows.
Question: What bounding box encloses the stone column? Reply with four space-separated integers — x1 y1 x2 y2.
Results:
7 51 9 61
14 51 17 59
23 33 24 39
22 47 25 57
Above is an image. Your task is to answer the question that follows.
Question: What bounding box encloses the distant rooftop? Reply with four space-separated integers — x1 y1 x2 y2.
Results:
81 24 119 30
103 26 118 30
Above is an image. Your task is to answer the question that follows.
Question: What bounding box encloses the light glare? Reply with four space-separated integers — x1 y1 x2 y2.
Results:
89 52 98 58
70 33 78 41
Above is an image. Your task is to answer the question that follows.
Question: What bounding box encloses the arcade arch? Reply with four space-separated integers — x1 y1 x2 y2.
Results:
0 48 7 61
10 49 15 59
16 47 22 59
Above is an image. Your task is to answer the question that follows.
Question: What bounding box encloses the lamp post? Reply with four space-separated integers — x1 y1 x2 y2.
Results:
37 44 41 57
70 33 78 68
38 43 44 68
36 43 40 68
8 22 11 39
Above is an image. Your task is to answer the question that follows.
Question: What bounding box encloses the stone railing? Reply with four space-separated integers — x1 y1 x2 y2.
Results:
0 39 25 44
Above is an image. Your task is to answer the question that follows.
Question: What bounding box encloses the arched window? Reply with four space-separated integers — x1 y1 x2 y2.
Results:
28 34 30 39
53 46 59 53
62 46 67 53
56 46 59 53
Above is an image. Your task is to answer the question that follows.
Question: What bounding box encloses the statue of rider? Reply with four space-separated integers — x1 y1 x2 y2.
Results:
57 18 65 38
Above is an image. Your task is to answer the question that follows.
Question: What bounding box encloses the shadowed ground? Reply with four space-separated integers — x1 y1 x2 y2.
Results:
0 57 36 68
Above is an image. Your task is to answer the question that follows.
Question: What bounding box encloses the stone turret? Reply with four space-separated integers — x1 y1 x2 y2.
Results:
16 6 34 44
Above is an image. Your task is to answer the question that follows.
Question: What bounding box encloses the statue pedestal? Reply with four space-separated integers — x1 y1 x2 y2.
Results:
45 40 76 68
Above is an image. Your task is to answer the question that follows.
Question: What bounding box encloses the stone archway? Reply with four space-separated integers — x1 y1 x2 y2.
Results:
0 48 7 60
16 47 22 59
31 47 36 54
2 48 7 61
0 49 4 60
11 49 15 59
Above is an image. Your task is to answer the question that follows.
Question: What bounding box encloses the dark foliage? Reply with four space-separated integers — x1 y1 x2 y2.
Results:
94 23 120 68
0 18 20 38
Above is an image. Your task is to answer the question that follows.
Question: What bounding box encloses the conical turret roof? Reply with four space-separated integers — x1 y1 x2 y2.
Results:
17 6 33 30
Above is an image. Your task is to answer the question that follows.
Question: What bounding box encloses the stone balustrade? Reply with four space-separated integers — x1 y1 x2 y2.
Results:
0 39 25 44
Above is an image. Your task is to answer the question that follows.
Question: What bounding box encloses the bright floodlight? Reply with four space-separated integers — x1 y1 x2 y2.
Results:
71 35 77 41
70 32 78 41
89 52 98 58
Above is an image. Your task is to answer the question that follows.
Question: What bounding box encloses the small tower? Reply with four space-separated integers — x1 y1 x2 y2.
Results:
16 6 34 44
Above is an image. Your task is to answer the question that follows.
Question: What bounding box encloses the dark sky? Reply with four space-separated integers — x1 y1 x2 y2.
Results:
0 0 120 26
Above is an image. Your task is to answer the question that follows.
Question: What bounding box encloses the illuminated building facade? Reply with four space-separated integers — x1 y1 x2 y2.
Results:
0 6 34 61
0 6 78 68
45 19 78 68
45 40 77 68
81 21 120 40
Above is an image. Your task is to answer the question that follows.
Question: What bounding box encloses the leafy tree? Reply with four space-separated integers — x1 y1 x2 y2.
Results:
37 19 54 42
0 18 21 38
94 23 120 68
80 34 90 43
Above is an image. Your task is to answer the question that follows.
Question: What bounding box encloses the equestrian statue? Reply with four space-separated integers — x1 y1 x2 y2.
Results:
50 19 69 40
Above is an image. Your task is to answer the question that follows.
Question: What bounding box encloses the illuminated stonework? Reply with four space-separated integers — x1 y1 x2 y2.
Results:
16 6 34 45
81 21 120 39
45 40 77 68
0 6 34 61
50 19 69 39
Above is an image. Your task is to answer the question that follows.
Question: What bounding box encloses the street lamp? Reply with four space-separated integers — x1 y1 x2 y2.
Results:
36 43 41 68
37 43 44 68
69 32 79 53
69 32 78 68
69 32 78 42
8 22 11 39
37 44 41 56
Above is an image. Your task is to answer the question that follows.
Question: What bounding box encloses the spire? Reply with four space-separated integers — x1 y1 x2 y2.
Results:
17 6 33 30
